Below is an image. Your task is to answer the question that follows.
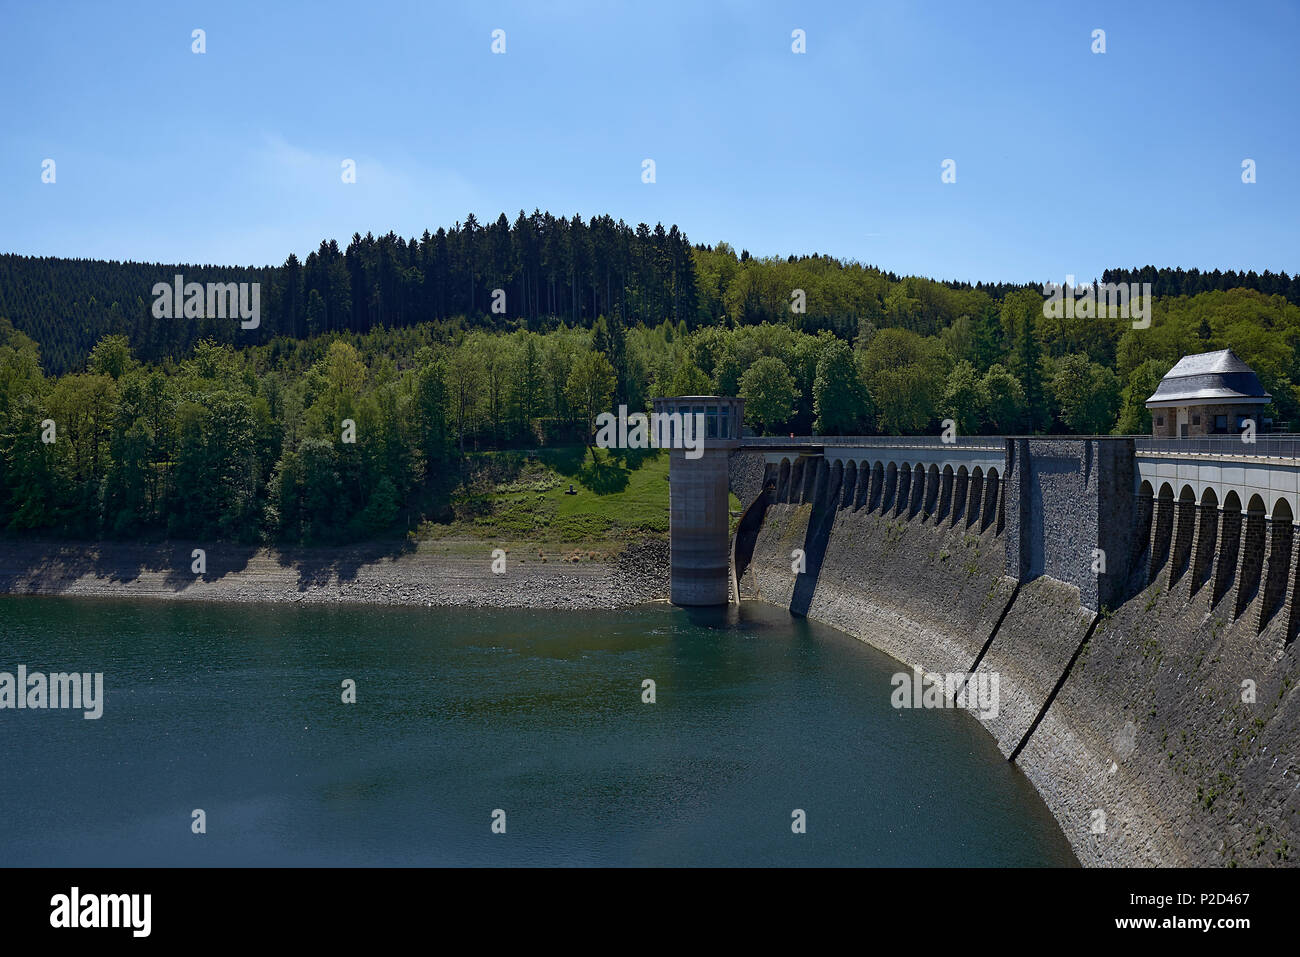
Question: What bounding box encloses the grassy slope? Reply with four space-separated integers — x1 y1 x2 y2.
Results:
418 447 742 561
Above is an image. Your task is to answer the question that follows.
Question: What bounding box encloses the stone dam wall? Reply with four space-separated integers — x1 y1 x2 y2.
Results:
728 446 1300 867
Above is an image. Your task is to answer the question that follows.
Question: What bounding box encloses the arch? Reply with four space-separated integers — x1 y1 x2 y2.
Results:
1261 498 1295 632
924 464 940 520
951 466 970 526
938 464 955 524
826 459 844 510
1236 494 1269 618
1133 479 1155 569
1148 481 1176 578
981 466 1000 533
1269 493 1294 521
852 459 870 510
841 461 857 510
1213 492 1243 607
883 462 899 514
1188 486 1219 597
1169 484 1199 585
869 461 885 512
966 466 984 528
908 461 926 519
787 459 803 504
895 463 912 516
776 458 791 502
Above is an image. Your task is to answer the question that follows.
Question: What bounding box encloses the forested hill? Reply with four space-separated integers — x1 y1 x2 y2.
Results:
6 209 1296 376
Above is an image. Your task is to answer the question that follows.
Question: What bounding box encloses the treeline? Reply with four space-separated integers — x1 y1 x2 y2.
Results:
1101 266 1300 303
2 282 1297 544
0 212 699 374
6 210 1298 378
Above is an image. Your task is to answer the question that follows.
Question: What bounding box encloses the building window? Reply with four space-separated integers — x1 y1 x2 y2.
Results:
1156 416 1164 426
1191 414 1200 425
1214 415 1227 433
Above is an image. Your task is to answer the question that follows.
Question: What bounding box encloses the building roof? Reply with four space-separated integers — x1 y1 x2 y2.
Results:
1145 349 1271 409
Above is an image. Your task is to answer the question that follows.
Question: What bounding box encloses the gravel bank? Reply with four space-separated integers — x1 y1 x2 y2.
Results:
0 539 670 610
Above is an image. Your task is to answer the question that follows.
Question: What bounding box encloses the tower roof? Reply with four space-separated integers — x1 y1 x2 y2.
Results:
1145 349 1270 408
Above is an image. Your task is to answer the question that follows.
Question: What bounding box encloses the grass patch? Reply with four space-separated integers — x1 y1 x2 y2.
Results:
419 446 672 551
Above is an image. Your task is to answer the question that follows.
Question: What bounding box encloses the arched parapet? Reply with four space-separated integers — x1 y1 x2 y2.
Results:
1134 446 1300 531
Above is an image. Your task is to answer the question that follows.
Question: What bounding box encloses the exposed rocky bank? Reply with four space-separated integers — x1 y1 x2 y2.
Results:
0 539 670 610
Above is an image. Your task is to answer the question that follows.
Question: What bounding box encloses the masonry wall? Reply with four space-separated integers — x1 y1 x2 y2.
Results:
731 446 1300 867
1004 438 1137 611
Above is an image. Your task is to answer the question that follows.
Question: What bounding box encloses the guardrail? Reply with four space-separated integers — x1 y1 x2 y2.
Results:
740 434 1300 458
1135 435 1300 459
740 435 1004 451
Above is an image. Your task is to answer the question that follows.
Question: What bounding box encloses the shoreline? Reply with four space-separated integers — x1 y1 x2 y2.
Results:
0 539 670 610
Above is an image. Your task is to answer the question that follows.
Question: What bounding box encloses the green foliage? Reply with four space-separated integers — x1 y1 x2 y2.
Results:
940 360 985 436
981 364 1026 434
566 351 617 449
2 239 1298 545
860 328 948 434
1115 358 1171 435
739 356 796 433
1051 353 1122 434
813 339 871 434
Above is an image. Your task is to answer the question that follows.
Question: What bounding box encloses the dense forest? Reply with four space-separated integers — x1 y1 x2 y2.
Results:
3 210 1298 376
1 211 1298 543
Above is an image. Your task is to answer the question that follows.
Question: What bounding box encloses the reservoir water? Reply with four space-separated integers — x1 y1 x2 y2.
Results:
0 595 1076 866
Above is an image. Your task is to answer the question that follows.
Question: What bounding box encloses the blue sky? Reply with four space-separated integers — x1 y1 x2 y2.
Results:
1 0 1296 283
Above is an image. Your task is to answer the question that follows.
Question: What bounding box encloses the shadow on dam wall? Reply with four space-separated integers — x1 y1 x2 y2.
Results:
727 444 1300 868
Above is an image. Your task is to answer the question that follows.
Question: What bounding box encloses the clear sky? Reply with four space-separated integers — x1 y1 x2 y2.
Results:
1 0 1296 284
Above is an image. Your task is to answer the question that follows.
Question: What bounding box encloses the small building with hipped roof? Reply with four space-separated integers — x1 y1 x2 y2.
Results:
1145 348 1271 438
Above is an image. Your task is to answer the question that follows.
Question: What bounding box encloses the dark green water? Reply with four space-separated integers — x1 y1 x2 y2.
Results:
0 595 1076 866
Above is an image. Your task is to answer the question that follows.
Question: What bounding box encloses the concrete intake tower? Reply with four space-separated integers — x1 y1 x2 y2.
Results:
653 396 743 606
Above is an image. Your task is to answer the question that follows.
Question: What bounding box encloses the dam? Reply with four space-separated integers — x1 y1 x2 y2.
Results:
662 396 1300 867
